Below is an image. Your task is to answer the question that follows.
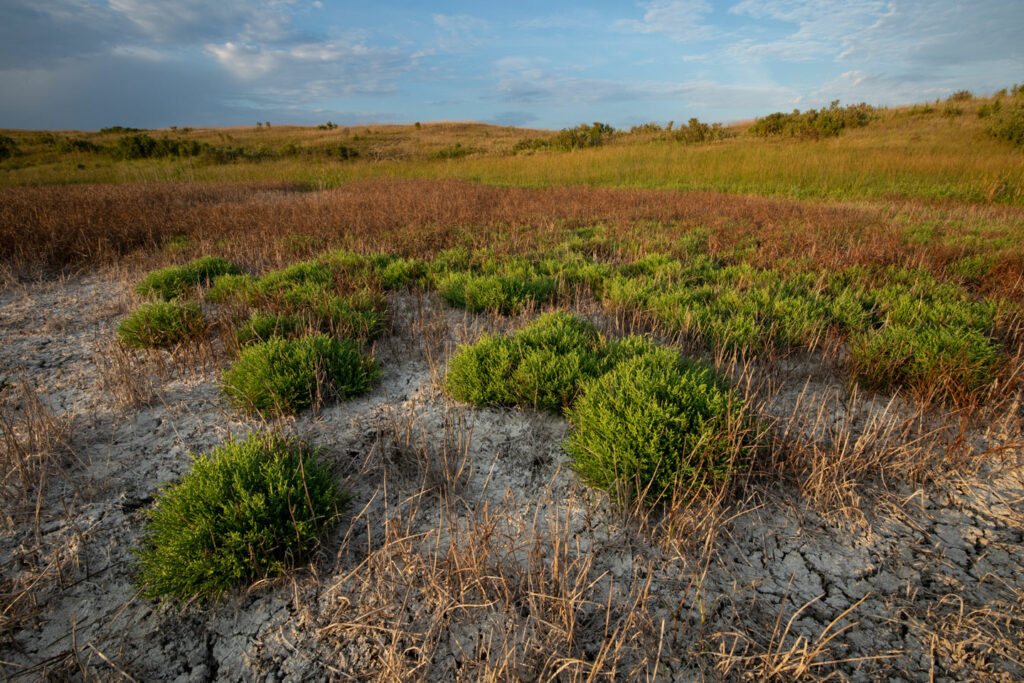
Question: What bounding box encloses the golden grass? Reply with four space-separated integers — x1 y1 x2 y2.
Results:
2 98 1021 205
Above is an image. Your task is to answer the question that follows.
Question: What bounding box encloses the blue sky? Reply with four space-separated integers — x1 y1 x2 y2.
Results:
0 1 1021 130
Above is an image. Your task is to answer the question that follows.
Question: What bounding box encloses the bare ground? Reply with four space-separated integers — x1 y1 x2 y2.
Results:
1 271 1022 681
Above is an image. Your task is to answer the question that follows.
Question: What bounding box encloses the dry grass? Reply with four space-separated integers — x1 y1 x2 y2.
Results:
0 378 77 515
4 178 1023 304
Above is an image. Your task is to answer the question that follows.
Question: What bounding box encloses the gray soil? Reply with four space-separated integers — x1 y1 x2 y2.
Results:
1 272 1021 681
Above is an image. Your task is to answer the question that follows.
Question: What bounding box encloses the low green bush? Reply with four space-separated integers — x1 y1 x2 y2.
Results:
749 101 876 139
565 348 746 506
436 272 557 314
984 96 1024 147
849 324 1000 398
236 313 303 347
136 256 240 300
0 135 18 160
255 262 332 301
206 273 257 304
445 312 648 412
222 334 379 415
117 301 205 349
134 432 344 603
315 293 386 341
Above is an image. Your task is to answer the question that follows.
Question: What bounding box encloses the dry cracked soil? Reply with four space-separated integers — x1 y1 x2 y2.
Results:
1 271 1022 681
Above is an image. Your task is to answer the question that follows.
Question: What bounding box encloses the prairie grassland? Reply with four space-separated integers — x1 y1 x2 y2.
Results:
2 96 1022 204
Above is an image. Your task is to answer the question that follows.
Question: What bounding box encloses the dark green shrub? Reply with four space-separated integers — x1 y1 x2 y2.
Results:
222 334 379 415
749 101 876 138
117 301 205 349
0 135 17 160
134 432 344 603
56 138 102 154
236 313 303 347
136 256 240 300
984 97 1024 147
446 312 612 412
550 122 616 150
336 144 359 160
113 133 204 160
434 142 470 159
436 273 557 314
565 348 746 506
674 118 733 144
849 325 1000 398
207 273 257 304
514 122 616 153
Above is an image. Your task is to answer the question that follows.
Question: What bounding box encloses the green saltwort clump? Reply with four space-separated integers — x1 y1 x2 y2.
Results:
445 311 749 506
117 300 205 349
566 348 747 506
445 312 608 412
222 334 379 415
136 256 240 300
134 432 344 603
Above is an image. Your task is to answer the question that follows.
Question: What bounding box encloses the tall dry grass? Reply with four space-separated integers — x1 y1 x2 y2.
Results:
4 178 1023 301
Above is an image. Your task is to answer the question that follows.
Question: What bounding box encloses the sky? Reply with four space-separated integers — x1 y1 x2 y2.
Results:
0 0 1021 130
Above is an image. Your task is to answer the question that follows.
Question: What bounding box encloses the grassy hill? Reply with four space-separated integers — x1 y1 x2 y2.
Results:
2 89 1022 205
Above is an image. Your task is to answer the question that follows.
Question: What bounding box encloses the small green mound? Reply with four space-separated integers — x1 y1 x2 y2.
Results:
236 312 304 347
136 256 240 300
315 293 386 341
436 272 557 314
206 273 258 304
445 312 608 412
222 334 379 415
566 349 747 506
255 262 332 301
134 432 344 603
849 324 1000 399
117 301 205 349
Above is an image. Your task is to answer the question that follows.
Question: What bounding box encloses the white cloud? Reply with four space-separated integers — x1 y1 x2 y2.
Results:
615 0 714 42
205 39 411 100
107 0 299 43
727 0 888 62
205 42 279 79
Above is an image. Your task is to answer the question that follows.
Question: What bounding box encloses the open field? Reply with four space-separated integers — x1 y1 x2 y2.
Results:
2 95 1023 204
1 95 1024 681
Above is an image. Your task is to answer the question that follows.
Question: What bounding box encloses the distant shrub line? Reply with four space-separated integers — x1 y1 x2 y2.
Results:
750 101 877 139
514 122 617 153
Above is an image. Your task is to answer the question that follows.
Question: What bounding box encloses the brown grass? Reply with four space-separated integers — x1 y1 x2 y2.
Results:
5 178 1023 301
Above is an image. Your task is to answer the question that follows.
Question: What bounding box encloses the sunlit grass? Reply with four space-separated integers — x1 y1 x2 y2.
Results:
2 99 1022 204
